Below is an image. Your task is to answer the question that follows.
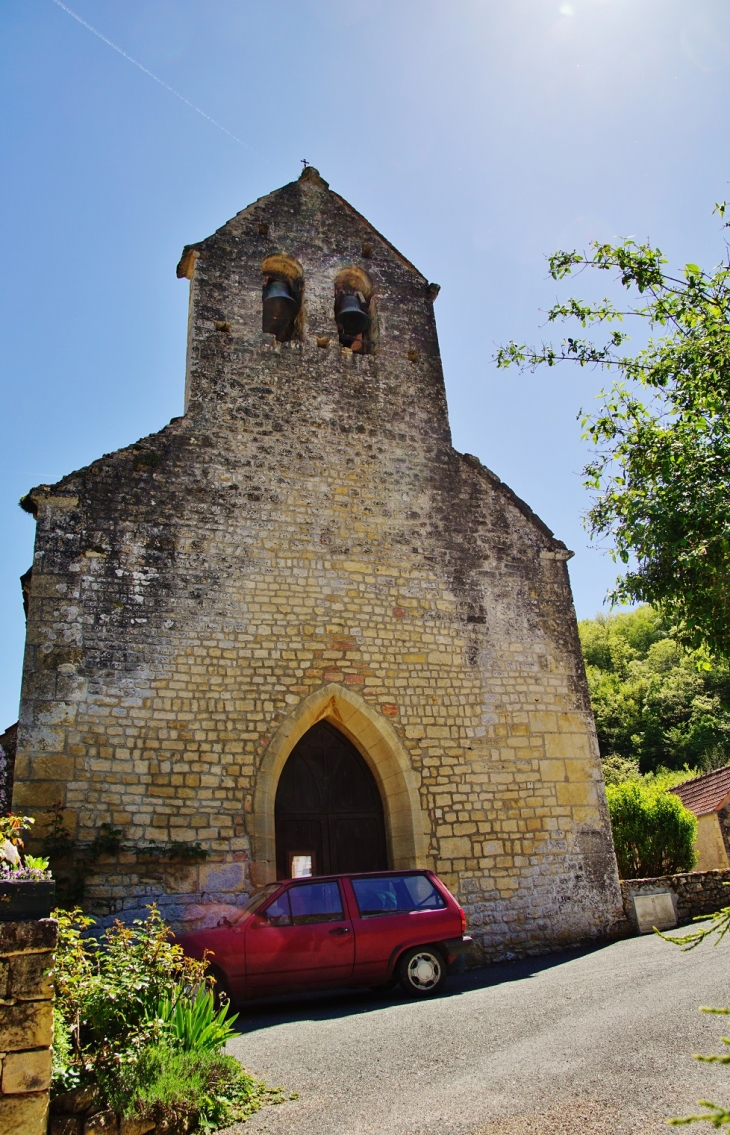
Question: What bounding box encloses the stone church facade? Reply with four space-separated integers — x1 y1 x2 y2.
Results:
13 167 622 961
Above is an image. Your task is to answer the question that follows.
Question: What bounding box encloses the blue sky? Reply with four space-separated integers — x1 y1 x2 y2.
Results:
1 0 729 728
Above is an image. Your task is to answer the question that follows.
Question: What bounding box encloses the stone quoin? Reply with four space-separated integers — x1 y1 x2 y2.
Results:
11 167 622 960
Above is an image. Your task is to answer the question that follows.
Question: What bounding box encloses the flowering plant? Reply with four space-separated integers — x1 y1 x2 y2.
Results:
0 863 52 882
0 815 51 878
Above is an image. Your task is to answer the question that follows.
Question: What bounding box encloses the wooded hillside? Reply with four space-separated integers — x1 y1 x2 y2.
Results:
578 606 730 777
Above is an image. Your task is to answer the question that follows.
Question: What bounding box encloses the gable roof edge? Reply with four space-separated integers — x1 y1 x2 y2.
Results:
329 191 427 282
459 452 570 551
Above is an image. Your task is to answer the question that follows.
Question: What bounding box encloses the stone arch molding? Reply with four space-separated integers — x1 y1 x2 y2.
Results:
250 684 430 884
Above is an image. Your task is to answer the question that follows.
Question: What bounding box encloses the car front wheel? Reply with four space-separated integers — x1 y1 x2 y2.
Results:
398 946 446 998
208 964 237 1015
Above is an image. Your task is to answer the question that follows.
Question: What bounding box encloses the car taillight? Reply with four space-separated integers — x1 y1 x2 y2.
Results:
460 908 466 935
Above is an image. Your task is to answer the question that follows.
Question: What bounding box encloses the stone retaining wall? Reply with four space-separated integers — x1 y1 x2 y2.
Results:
621 868 730 933
0 918 56 1135
50 1088 155 1134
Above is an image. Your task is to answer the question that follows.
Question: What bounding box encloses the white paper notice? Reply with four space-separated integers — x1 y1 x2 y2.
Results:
291 855 313 878
633 891 677 934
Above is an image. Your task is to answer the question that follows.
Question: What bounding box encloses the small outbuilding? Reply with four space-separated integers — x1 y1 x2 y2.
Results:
670 765 730 871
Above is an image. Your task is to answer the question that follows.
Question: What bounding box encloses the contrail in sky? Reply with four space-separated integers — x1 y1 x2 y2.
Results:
49 0 263 156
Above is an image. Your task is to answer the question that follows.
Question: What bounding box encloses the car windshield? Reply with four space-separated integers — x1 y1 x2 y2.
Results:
352 874 446 916
229 883 281 925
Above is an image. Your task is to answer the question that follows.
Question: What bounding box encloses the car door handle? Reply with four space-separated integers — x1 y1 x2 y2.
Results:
329 926 351 935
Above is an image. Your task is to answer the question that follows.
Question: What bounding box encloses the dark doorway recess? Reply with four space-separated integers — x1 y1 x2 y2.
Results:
275 721 388 879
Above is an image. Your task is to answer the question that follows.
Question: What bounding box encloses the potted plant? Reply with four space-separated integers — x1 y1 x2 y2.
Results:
0 814 55 920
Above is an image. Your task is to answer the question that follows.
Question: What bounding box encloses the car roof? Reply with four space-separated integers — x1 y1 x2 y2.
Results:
278 869 434 885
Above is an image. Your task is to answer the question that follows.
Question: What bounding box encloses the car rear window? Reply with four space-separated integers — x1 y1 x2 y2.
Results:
351 874 446 917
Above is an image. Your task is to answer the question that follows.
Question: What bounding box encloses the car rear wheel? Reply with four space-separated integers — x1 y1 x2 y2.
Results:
398 946 446 998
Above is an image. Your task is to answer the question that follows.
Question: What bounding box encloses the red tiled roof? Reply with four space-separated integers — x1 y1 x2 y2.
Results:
670 765 730 817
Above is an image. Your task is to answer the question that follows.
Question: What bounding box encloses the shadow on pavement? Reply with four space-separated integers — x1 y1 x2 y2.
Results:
233 939 612 1036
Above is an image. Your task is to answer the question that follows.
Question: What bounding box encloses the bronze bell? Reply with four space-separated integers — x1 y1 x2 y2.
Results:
262 278 297 338
336 292 370 338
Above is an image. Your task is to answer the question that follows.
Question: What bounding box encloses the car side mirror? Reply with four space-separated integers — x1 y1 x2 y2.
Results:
251 913 268 929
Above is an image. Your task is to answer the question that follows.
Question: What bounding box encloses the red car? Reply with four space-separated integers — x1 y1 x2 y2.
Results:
178 869 470 1004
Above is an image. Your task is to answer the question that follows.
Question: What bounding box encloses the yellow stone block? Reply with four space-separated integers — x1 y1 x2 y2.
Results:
555 781 597 807
0 1093 49 1135
571 806 603 825
540 760 566 782
529 711 558 733
30 754 74 781
12 780 64 807
544 732 591 761
2 1048 51 1094
0 1001 53 1051
440 836 472 858
564 759 594 783
11 755 30 781
557 712 588 733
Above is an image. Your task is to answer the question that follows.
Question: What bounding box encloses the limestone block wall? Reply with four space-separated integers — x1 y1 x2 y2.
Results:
694 813 729 872
0 918 56 1135
0 726 16 818
12 168 623 958
81 851 249 929
718 801 730 861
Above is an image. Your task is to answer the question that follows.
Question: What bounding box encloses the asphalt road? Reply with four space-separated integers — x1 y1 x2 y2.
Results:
226 929 730 1135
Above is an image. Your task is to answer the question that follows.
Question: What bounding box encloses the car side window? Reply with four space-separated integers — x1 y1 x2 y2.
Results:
289 881 344 925
262 891 292 926
352 874 446 917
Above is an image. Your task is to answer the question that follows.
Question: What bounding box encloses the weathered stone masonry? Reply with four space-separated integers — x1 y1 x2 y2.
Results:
0 918 56 1135
12 167 622 960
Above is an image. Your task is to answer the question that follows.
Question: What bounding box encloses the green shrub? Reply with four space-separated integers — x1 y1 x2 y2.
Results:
52 1008 80 1094
121 1046 271 1133
644 766 699 791
52 907 210 1097
156 986 238 1053
601 754 641 787
607 779 698 878
51 905 281 1132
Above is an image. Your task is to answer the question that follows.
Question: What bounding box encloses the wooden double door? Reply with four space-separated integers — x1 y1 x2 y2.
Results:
275 721 388 879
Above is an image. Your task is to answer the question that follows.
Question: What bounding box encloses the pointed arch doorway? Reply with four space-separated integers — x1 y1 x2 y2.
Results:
275 720 388 879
